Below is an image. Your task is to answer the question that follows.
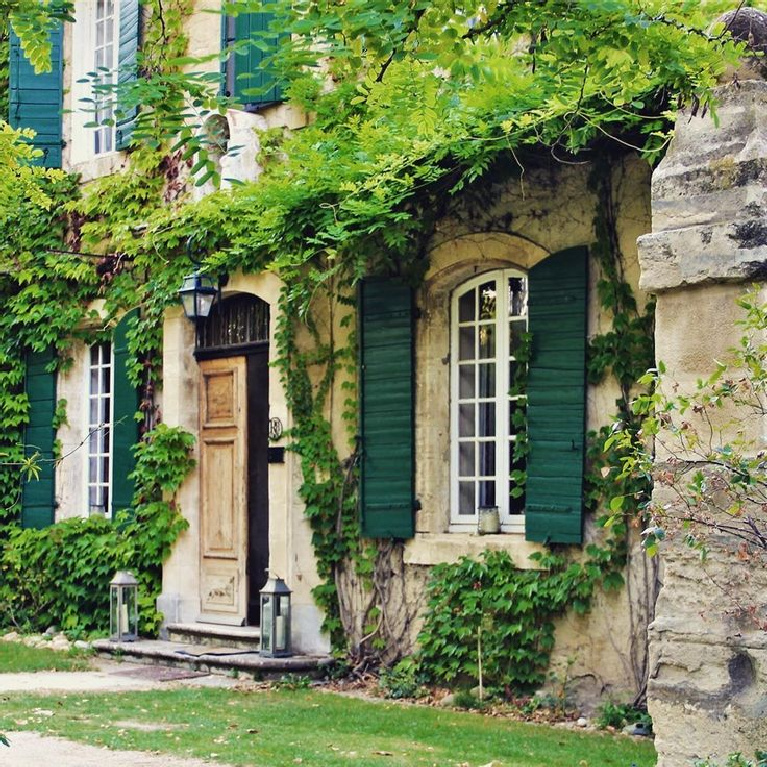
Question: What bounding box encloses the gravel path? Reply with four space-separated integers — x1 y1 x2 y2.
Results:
2 731 234 766
1 661 238 767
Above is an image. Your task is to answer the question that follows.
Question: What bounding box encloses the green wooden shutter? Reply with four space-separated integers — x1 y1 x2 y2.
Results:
21 348 57 529
111 310 140 518
525 246 588 544
115 0 140 150
359 279 415 539
222 10 282 106
9 24 63 167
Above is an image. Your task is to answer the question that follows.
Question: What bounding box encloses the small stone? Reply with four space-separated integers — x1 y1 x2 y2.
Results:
74 640 91 650
51 638 71 652
2 631 19 641
44 626 57 636
576 717 588 728
438 694 455 707
623 722 652 737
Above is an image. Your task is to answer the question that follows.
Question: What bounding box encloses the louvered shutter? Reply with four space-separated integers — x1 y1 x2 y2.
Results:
111 310 140 518
525 246 588 544
359 279 415 539
115 0 140 150
222 10 282 106
21 348 57 529
9 24 63 167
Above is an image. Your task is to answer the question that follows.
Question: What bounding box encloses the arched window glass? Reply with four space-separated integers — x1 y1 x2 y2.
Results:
450 269 529 531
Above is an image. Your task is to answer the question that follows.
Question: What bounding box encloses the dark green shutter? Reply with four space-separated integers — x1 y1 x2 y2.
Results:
359 280 415 539
9 24 63 167
111 310 140 518
21 348 57 529
115 0 140 150
525 246 588 544
222 10 282 106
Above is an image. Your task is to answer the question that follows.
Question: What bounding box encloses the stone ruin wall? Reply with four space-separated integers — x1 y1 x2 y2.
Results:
638 77 767 765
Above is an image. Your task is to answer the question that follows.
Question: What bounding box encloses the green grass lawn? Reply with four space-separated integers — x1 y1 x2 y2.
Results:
0 685 657 767
0 639 92 673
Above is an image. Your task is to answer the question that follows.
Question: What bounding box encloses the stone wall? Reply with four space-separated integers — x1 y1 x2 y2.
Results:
638 79 767 765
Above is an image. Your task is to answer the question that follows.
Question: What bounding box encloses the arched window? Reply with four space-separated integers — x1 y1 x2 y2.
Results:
451 270 528 531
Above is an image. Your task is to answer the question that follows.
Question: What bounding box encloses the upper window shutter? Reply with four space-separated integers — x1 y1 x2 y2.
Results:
21 348 57 529
110 310 140 518
222 10 282 107
115 0 140 151
359 279 415 539
9 24 63 167
525 246 588 544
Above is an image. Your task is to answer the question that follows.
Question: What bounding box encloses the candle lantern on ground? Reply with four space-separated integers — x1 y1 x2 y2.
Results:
109 571 139 641
260 574 292 657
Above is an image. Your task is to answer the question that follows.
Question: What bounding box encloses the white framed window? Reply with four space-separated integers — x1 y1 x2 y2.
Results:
87 341 112 514
70 0 120 162
450 270 528 532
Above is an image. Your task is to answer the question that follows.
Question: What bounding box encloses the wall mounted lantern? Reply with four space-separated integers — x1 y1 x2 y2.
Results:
109 570 139 642
178 236 219 321
260 574 292 657
179 270 218 321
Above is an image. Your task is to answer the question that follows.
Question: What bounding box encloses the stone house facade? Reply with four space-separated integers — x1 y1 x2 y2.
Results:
10 0 670 711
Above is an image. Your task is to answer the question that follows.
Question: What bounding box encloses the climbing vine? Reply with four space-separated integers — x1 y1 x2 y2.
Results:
0 0 752 666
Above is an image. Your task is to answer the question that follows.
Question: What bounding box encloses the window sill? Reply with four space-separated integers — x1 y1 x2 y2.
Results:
404 532 547 569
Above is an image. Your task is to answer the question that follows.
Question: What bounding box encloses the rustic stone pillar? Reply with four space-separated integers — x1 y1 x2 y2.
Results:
637 78 767 766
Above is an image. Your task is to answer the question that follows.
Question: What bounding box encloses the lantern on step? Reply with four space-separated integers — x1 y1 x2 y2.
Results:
110 571 139 642
260 575 292 657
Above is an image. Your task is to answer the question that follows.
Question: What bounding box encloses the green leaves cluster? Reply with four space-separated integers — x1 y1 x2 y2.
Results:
0 424 193 635
416 548 625 694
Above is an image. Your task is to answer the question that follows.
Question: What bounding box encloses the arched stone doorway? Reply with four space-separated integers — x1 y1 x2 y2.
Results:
195 293 270 626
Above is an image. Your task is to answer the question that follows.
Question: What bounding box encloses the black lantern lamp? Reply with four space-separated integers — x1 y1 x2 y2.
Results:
260 573 292 657
109 570 139 641
179 270 217 320
178 236 219 321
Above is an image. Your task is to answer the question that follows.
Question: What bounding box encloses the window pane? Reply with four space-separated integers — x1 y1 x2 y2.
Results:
89 398 99 423
459 481 475 516
478 363 495 398
479 441 496 476
458 289 475 322
479 480 496 507
509 319 526 357
459 327 475 360
479 402 496 437
479 282 496 320
478 325 495 359
459 404 475 437
459 442 475 477
509 277 527 316
458 365 475 399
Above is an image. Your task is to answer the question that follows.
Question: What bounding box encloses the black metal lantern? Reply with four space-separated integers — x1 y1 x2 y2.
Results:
109 570 139 641
260 575 292 657
178 270 218 321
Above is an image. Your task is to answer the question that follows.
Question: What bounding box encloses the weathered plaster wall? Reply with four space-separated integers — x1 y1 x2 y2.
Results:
638 79 767 765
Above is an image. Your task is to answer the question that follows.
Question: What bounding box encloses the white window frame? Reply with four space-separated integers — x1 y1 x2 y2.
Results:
450 269 528 533
70 0 120 164
86 341 113 515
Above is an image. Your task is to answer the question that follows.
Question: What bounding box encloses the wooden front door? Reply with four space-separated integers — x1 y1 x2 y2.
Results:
199 357 248 624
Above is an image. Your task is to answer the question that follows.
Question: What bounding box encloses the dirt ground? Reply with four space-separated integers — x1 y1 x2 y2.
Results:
1 660 239 766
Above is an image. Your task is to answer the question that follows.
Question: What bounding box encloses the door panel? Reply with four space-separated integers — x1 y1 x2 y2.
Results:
199 357 247 623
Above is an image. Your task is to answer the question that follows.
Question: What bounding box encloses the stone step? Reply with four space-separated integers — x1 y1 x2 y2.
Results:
165 622 262 651
92 637 333 680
